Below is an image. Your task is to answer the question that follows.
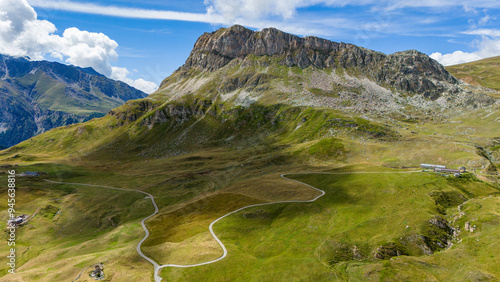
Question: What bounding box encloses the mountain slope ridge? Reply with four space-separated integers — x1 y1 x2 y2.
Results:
446 55 500 91
153 25 495 118
168 25 457 97
0 54 147 147
0 25 498 163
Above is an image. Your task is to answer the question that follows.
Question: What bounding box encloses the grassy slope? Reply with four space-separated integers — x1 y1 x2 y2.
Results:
0 146 319 281
0 61 498 281
1 161 498 281
1 104 498 281
0 165 154 281
13 71 124 116
162 172 499 281
446 56 500 91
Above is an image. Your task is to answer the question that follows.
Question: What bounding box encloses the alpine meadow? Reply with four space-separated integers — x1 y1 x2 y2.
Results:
1 21 500 282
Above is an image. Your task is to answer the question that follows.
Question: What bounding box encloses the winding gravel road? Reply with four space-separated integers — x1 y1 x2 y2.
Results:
45 170 420 281
44 179 163 280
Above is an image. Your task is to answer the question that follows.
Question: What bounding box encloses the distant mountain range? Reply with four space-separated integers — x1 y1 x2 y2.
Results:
4 25 497 162
0 54 147 148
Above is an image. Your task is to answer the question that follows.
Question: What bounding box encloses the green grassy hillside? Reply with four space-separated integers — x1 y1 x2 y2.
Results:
0 28 499 281
1 96 499 281
1 97 492 169
14 70 126 115
163 172 499 281
0 165 154 281
446 56 500 91
1 160 498 281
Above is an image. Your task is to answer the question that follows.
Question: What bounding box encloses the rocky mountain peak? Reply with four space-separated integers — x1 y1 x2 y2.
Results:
383 50 456 83
183 25 344 71
177 25 459 97
377 49 458 98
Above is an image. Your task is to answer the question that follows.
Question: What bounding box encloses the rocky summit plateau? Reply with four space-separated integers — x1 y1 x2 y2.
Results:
155 25 496 117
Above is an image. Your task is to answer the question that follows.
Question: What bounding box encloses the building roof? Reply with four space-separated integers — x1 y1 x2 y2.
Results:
421 164 446 168
20 171 40 176
8 216 25 224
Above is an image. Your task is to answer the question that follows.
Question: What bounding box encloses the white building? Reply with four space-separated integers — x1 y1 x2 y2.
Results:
420 164 446 169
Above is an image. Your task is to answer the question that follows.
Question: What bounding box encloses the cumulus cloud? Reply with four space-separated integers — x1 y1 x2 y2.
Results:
430 34 500 66
111 67 158 94
0 0 156 93
430 50 482 66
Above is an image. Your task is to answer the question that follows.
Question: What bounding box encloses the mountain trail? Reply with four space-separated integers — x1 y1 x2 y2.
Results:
45 170 420 281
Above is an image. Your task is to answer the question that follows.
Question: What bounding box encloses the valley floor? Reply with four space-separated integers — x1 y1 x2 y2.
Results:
1 159 498 281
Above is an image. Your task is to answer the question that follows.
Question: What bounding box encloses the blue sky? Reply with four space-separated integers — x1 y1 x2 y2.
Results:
1 0 499 93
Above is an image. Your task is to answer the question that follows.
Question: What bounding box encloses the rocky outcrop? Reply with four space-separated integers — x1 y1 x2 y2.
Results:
377 50 458 99
179 25 459 97
109 100 158 123
464 221 476 232
183 25 342 71
375 242 408 259
372 216 455 261
109 99 213 129
422 216 454 250
0 54 147 148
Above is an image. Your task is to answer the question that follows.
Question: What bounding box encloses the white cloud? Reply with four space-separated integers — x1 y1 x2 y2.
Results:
431 35 500 66
430 51 482 66
60 27 118 75
478 15 492 25
0 0 117 73
0 0 155 93
204 0 312 20
20 0 500 72
28 0 227 24
131 79 158 94
25 0 500 41
464 28 500 37
111 67 157 94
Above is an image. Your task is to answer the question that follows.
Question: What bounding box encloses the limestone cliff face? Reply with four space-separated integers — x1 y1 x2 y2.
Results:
182 25 342 71
179 25 458 97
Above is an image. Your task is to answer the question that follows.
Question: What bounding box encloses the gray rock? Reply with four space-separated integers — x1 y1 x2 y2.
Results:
180 25 460 99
